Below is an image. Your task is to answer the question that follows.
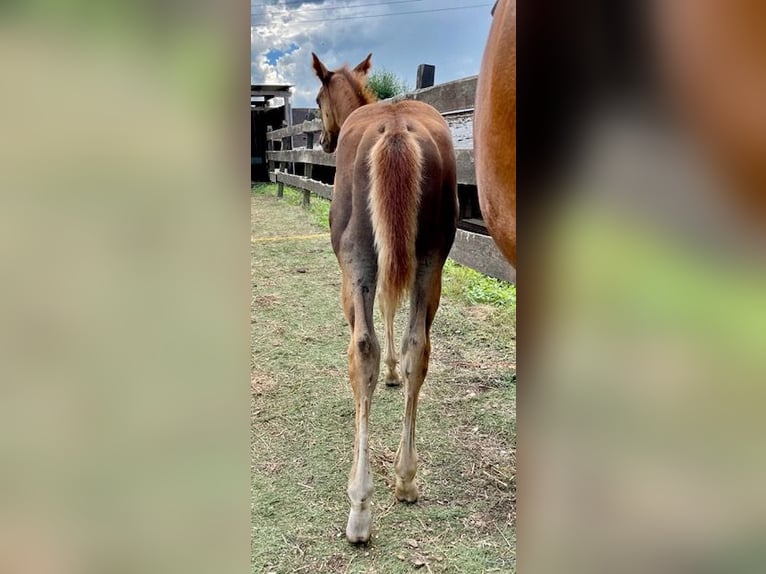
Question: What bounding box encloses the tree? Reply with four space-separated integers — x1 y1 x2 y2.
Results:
366 68 409 100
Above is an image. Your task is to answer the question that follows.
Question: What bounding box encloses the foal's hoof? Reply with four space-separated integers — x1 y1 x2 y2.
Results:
395 478 419 503
346 509 372 544
385 373 402 387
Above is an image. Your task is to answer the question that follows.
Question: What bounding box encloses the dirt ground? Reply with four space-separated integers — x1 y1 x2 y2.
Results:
251 189 515 573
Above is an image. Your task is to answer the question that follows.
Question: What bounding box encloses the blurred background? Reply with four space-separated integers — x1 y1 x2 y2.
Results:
518 1 766 572
0 1 249 573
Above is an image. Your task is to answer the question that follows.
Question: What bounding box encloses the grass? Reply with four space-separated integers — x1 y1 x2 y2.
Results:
252 185 515 573
253 182 331 231
442 260 515 307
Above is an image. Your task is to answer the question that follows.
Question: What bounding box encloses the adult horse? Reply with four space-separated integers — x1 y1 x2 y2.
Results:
474 0 516 266
311 52 457 543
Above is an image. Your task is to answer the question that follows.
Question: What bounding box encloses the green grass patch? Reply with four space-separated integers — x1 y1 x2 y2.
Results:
253 182 330 231
442 259 516 307
441 260 516 335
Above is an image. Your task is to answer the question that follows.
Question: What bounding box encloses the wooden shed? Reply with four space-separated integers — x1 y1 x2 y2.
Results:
251 84 292 182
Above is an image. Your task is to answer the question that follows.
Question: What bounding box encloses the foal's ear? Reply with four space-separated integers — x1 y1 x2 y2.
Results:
353 53 373 76
312 52 330 83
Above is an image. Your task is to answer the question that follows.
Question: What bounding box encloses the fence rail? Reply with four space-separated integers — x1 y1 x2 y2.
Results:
269 171 333 201
265 76 514 284
267 148 477 185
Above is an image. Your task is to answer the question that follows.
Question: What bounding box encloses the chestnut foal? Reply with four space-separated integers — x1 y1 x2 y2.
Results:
312 52 457 543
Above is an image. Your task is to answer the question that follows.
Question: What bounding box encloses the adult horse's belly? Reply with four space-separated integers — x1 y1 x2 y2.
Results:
474 0 516 266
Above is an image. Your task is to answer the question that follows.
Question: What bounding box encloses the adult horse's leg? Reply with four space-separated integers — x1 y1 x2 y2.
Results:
380 297 401 386
394 258 443 502
341 266 380 543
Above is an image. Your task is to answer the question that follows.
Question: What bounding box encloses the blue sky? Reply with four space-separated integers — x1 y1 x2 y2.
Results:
265 43 299 66
251 0 493 107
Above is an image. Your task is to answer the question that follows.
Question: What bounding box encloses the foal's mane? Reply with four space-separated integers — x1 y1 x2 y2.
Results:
337 66 377 106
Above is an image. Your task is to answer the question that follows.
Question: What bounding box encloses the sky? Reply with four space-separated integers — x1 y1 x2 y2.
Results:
251 0 493 107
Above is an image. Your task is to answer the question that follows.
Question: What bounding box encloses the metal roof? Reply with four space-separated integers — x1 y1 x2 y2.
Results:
251 84 292 95
251 84 293 111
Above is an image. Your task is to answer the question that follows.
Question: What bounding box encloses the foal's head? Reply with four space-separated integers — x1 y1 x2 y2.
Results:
311 52 376 153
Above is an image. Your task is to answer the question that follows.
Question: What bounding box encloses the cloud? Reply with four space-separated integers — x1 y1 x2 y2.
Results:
251 1 493 107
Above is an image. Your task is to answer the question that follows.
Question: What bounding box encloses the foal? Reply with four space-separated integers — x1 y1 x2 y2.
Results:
312 52 457 543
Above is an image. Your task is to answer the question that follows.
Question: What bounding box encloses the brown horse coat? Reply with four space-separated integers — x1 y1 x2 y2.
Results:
474 0 517 266
312 53 457 543
331 100 458 309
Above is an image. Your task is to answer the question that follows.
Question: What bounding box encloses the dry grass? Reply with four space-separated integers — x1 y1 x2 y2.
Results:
252 186 515 573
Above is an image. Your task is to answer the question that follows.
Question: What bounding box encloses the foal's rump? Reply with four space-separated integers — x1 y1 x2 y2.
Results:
335 100 457 307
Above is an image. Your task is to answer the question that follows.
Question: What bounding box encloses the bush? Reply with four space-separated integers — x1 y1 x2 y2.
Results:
366 68 409 100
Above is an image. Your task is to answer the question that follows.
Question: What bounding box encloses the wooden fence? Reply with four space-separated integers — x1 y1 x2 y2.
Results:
265 76 515 284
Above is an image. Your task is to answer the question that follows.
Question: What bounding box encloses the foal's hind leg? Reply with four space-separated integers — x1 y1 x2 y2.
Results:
341 269 380 543
394 260 443 502
380 296 401 386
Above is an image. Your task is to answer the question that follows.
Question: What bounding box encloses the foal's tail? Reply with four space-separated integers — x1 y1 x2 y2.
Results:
368 126 423 310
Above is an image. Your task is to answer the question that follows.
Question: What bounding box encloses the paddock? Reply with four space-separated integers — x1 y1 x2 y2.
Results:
251 187 516 572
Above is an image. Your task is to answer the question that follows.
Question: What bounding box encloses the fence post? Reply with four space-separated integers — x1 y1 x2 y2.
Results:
416 64 435 89
302 153 312 207
274 131 286 198
302 131 315 208
266 125 275 176
282 133 293 174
